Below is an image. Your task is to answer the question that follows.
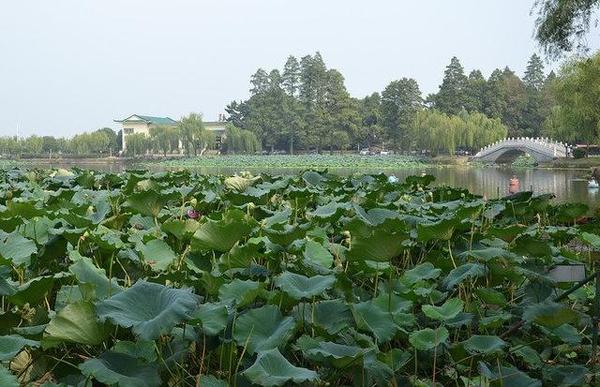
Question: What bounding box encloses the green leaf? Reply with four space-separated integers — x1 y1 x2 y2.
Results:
125 190 173 218
422 298 464 321
304 240 333 268
402 262 441 285
475 288 507 306
0 335 39 361
233 305 296 354
138 239 177 272
581 232 600 249
274 272 335 300
242 348 318 386
442 263 487 290
192 209 254 252
0 365 18 387
409 327 449 351
543 365 587 386
0 233 37 267
42 301 105 348
294 299 353 335
96 280 199 340
417 219 455 242
490 366 542 387
296 335 365 368
197 375 229 387
218 279 263 307
69 256 122 299
161 219 199 240
348 229 406 262
112 340 157 362
189 303 229 336
523 301 579 328
352 301 398 342
79 351 161 387
462 335 506 355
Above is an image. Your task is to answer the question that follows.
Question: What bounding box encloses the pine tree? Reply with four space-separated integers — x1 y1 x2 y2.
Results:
432 57 469 115
523 54 546 90
282 56 300 97
464 70 486 113
250 69 270 95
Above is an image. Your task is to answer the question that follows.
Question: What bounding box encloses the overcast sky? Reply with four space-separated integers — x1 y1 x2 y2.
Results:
0 1 593 137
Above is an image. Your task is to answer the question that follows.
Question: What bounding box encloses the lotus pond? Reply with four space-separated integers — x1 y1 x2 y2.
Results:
150 154 429 171
0 168 599 386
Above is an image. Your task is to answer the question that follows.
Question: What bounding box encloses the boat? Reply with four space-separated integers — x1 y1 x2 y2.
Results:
588 179 599 189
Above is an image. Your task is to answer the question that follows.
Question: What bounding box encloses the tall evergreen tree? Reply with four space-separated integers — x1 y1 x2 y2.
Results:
380 78 422 150
523 54 546 90
282 56 301 97
250 69 270 95
482 69 506 119
432 57 469 115
464 70 486 113
501 67 528 137
522 54 547 137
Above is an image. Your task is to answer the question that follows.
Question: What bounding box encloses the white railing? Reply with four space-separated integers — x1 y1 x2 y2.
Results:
474 137 567 159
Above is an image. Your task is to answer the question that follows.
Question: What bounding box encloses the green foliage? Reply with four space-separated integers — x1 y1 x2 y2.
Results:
573 147 587 158
544 52 600 144
0 168 595 386
223 124 261 154
178 113 215 156
534 0 600 57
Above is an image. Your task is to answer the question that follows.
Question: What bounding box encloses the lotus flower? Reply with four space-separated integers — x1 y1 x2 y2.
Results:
186 209 201 219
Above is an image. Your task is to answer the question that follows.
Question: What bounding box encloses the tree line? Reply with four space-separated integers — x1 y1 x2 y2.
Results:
2 48 598 158
225 52 564 155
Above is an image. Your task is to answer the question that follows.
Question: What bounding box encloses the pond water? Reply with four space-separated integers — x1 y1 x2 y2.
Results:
23 160 596 209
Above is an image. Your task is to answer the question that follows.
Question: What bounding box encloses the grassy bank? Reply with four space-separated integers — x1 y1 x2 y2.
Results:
540 157 600 169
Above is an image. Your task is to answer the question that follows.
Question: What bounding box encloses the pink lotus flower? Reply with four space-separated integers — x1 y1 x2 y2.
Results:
187 209 201 219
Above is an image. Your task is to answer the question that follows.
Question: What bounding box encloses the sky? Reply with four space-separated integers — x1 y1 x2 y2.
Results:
0 0 596 137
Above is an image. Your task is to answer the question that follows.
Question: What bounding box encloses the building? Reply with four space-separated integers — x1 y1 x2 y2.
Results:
115 113 228 153
204 115 227 149
114 114 177 150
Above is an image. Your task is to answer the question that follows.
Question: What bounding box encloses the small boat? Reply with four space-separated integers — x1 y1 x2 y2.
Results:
588 179 599 189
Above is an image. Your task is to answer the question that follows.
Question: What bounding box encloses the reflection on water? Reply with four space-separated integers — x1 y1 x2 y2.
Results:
19 161 596 209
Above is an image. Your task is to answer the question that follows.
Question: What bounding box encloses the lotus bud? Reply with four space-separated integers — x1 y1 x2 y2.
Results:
187 209 201 219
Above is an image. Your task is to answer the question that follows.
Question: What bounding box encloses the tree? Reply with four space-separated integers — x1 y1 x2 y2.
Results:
223 124 261 154
357 93 384 149
124 133 149 157
482 69 506 119
464 70 486 113
299 53 328 151
282 56 301 97
431 57 469 115
150 125 179 157
500 68 528 137
522 54 548 137
543 52 600 144
322 69 360 154
178 113 213 156
250 69 270 95
380 78 423 150
534 0 600 57
523 54 546 91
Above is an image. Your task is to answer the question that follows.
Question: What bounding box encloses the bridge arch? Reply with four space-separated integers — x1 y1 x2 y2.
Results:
472 137 568 163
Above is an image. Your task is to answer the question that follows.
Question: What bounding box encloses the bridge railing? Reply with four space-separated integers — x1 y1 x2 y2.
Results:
474 137 568 158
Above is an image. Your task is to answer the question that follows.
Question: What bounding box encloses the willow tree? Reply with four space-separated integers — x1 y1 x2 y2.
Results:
178 113 213 156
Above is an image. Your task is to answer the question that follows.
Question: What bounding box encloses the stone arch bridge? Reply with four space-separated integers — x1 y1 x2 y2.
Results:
472 137 568 163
